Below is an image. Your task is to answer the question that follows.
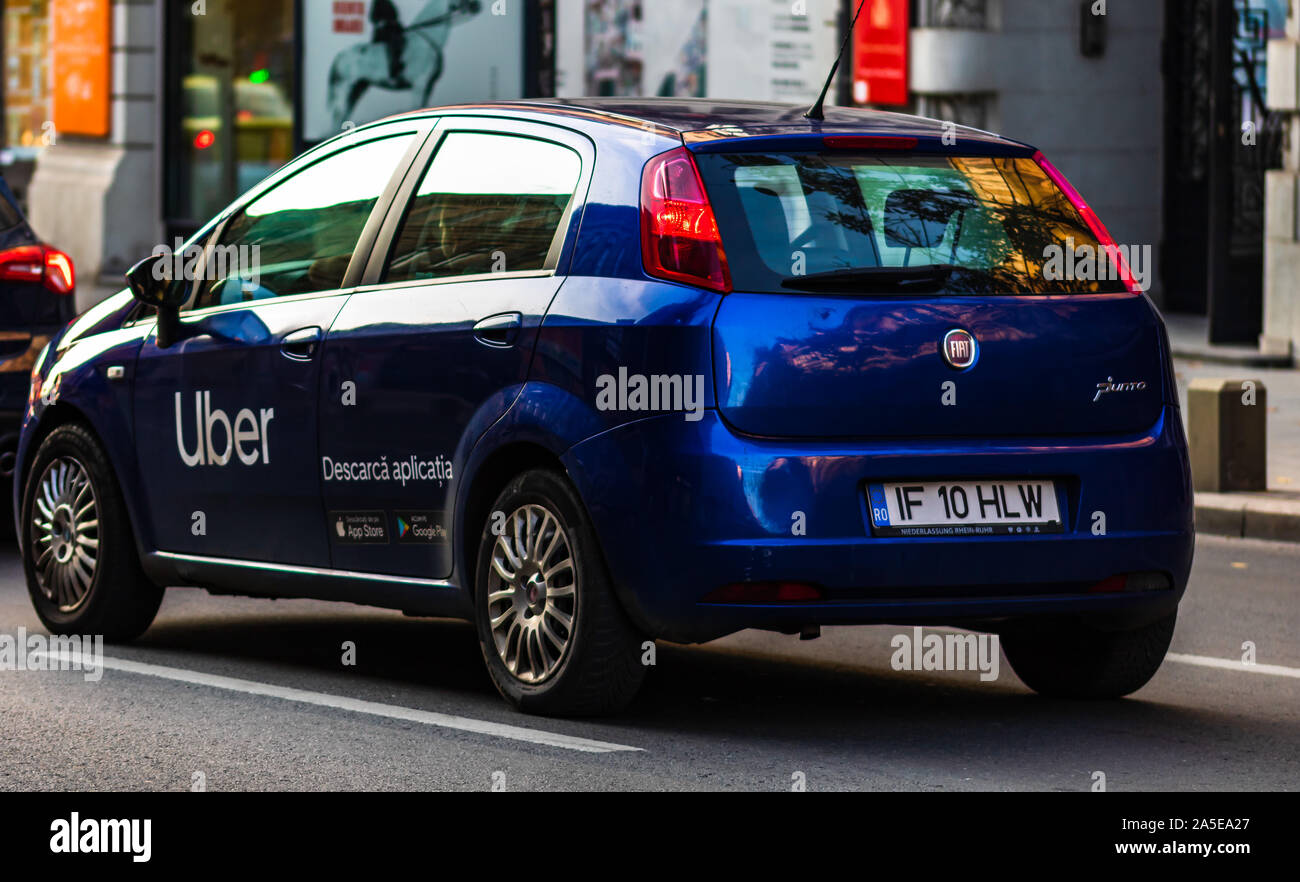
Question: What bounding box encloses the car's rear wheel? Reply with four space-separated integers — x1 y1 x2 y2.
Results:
21 423 162 641
473 468 645 715
1002 611 1176 699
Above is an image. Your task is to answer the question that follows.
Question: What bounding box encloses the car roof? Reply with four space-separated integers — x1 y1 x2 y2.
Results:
401 98 1031 153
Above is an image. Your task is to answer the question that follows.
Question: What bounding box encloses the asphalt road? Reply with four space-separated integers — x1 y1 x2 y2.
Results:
0 534 1296 792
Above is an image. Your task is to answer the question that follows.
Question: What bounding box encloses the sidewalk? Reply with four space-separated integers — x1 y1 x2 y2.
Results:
1167 313 1300 541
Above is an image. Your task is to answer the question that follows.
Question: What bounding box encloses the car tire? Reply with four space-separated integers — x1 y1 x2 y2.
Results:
1002 611 1176 699
473 468 646 716
21 423 163 641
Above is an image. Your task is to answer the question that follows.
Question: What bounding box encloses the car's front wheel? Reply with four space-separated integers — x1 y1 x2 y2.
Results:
473 468 646 715
1002 611 1176 699
21 423 163 641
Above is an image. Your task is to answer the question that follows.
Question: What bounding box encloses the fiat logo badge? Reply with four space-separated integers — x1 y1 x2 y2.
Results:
942 329 978 369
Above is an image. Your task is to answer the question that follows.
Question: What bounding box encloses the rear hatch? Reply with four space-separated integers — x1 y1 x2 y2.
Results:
695 142 1165 438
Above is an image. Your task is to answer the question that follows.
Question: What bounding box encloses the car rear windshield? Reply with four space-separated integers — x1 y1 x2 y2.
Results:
693 151 1126 295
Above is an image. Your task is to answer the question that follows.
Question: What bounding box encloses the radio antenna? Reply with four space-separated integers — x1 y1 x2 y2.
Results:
805 0 869 121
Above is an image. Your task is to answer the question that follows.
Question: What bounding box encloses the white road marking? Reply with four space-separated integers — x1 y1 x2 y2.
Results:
1166 653 1300 680
31 651 643 754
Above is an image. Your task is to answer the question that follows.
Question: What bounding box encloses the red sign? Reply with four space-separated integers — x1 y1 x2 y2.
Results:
852 0 909 107
333 0 366 34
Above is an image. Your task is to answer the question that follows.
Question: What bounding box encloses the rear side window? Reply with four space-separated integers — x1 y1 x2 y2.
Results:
193 134 416 309
695 152 1123 295
384 132 580 283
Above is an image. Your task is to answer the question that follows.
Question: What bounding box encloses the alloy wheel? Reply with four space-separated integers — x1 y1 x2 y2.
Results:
30 456 100 612
486 503 578 683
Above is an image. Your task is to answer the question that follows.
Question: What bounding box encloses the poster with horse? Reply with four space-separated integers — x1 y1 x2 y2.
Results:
302 0 524 142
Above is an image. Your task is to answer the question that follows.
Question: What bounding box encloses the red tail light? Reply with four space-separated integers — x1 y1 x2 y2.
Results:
823 135 917 150
1033 151 1142 295
641 146 731 293
44 249 75 294
1088 575 1128 594
0 244 75 295
704 581 824 603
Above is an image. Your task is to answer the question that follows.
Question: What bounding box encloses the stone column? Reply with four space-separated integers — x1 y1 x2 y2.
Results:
26 0 163 312
1263 8 1300 361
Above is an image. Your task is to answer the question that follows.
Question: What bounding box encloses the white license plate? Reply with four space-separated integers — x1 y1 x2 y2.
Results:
867 480 1063 537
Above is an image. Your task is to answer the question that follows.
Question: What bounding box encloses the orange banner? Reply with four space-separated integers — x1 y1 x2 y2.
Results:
51 0 113 137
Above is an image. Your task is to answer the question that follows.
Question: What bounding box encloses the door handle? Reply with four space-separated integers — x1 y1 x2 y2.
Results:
280 326 322 361
473 312 522 348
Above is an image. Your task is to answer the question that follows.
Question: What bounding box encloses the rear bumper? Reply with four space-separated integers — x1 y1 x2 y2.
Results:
562 407 1195 643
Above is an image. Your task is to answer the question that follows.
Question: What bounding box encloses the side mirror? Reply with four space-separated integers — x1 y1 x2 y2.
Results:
125 253 186 348
125 253 187 308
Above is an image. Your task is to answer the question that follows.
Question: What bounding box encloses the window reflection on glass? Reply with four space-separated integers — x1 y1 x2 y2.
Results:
385 133 581 283
700 153 1122 295
195 135 416 309
3 1 52 157
176 0 295 223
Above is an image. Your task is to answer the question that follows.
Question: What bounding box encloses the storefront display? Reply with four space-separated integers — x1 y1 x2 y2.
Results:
561 0 839 103
300 0 527 142
166 0 296 227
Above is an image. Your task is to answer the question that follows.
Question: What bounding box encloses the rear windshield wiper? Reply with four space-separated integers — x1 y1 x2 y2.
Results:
780 264 955 293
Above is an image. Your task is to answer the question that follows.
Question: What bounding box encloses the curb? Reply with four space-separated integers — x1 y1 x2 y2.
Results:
1171 342 1292 368
1195 492 1300 543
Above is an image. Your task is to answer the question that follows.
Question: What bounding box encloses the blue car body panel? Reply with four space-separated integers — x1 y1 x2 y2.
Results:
561 407 1191 642
712 291 1167 439
14 100 1194 643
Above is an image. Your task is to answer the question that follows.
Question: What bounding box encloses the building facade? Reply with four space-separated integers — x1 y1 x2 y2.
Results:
0 0 1276 344
909 0 1165 308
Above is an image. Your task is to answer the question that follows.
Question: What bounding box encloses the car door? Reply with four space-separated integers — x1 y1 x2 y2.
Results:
133 127 427 566
317 117 592 579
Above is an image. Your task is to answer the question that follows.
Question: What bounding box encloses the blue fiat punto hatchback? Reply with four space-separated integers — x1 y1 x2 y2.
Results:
15 100 1193 715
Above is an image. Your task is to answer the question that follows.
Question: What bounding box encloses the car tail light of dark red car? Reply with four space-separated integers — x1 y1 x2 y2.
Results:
641 146 732 294
0 244 76 295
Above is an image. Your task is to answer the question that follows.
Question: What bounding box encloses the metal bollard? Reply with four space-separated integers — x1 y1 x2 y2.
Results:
1187 378 1267 492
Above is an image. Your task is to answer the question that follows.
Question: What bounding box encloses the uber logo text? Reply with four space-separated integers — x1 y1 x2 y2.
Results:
596 367 706 422
50 813 151 863
175 391 274 467
890 627 1000 681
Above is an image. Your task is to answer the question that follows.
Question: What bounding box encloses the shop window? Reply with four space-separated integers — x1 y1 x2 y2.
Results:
167 0 296 228
2 1 53 206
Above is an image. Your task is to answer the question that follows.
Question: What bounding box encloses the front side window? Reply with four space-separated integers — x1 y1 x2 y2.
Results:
193 134 415 310
385 132 581 284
